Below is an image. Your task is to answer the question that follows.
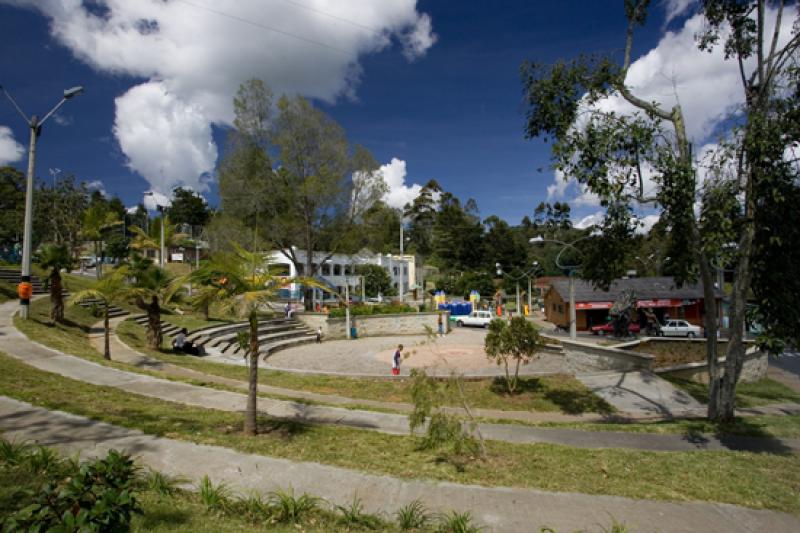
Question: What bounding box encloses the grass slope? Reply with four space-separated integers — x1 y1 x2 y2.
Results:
0 351 798 514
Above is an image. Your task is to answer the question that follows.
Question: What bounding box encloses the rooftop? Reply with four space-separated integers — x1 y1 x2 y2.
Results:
547 276 723 303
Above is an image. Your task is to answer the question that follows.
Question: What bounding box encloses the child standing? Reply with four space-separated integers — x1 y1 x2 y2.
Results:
392 344 403 376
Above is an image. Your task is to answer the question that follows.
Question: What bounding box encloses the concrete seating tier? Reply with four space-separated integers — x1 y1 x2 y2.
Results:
0 268 47 295
186 318 298 347
206 323 308 353
74 297 128 319
124 314 317 360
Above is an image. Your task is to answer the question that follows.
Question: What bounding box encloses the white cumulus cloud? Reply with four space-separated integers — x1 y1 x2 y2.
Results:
142 190 172 211
114 81 217 194
380 158 427 210
0 126 24 165
4 0 437 195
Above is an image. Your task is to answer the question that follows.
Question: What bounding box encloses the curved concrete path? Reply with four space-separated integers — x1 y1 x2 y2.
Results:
3 300 800 453
1 396 797 533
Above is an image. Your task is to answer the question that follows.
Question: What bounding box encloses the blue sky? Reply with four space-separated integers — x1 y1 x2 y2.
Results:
0 1 746 226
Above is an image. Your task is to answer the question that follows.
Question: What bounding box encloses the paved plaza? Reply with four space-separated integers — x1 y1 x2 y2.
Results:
264 326 567 377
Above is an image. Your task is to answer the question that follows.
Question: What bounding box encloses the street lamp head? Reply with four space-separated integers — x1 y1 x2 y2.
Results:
532 260 539 266
63 86 83 99
529 235 544 243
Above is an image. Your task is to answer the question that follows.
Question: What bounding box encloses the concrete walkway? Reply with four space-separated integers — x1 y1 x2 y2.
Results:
2 301 799 453
1 397 797 533
577 370 706 418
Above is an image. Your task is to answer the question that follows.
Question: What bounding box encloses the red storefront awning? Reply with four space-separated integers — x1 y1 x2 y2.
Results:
575 298 690 310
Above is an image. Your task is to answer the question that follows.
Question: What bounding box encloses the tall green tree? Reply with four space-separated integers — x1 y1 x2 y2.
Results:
167 187 211 228
266 95 385 309
0 166 25 248
218 78 275 251
355 264 396 297
521 0 800 421
34 174 89 253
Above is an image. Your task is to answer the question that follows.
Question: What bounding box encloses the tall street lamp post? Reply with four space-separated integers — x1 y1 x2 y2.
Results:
530 230 600 340
144 192 166 268
1 85 83 319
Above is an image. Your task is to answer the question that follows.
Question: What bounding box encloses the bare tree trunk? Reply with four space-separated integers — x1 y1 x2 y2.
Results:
138 295 163 350
103 307 111 360
716 173 757 422
50 268 64 323
244 310 259 436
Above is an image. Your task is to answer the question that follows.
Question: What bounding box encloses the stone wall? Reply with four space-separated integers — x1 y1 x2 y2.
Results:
561 339 654 373
295 311 449 340
655 347 768 384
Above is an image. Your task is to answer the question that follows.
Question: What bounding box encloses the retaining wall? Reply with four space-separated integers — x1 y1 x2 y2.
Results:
561 339 654 373
295 311 449 340
655 347 768 384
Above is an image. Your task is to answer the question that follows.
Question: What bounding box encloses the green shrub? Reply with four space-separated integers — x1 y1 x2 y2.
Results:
1 449 142 532
198 475 231 511
395 499 432 530
267 488 320 523
335 495 384 529
436 510 482 532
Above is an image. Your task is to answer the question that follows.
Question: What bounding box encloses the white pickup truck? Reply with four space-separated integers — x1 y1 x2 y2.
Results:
454 310 494 328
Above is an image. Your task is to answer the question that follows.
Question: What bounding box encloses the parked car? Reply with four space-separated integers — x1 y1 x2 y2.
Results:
455 310 493 328
590 321 641 336
659 319 702 338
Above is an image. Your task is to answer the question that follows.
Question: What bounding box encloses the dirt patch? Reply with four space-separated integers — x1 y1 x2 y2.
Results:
632 340 724 368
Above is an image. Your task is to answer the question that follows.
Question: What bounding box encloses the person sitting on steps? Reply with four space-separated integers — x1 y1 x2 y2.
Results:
172 328 199 355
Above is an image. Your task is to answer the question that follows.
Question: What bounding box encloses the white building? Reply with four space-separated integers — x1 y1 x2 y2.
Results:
266 248 417 302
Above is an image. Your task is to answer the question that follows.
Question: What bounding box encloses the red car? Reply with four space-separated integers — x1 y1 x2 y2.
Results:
591 322 641 336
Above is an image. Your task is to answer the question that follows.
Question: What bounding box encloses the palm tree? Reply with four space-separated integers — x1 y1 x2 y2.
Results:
37 243 74 323
68 268 128 360
128 260 173 350
81 204 122 279
128 214 189 266
177 246 282 435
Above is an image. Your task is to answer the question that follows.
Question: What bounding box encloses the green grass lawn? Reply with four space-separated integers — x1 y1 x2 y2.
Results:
0 280 15 303
668 377 800 408
1 351 799 515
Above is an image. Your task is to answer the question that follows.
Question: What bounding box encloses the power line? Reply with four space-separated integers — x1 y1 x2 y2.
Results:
175 0 352 56
278 0 383 35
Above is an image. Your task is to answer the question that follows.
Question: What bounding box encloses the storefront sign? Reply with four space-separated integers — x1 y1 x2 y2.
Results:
575 302 613 310
636 299 683 308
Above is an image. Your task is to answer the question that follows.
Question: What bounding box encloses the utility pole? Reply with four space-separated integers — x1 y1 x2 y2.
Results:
515 282 520 315
399 222 404 304
568 270 576 339
1 85 83 319
159 205 166 268
345 281 351 339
